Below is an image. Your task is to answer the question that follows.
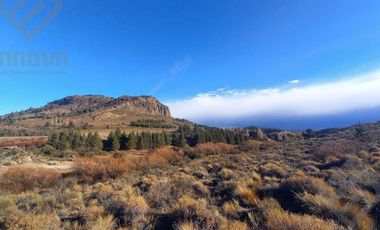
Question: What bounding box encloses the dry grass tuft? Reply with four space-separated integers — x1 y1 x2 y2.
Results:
234 183 258 207
259 161 288 178
226 221 249 230
170 196 226 230
90 215 115 230
10 213 61 230
222 201 240 218
175 221 198 230
300 192 374 230
265 208 342 230
280 175 336 197
219 168 235 180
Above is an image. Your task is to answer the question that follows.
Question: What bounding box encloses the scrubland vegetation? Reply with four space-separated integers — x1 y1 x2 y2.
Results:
1 124 380 230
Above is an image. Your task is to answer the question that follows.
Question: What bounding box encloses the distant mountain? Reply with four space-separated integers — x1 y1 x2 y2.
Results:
0 95 184 137
6 95 171 119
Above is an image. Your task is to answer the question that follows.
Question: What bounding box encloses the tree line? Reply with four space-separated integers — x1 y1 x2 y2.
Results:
129 119 175 129
46 125 248 153
48 131 103 151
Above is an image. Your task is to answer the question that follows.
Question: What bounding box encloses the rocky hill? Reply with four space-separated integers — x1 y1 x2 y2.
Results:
0 95 180 137
4 95 171 119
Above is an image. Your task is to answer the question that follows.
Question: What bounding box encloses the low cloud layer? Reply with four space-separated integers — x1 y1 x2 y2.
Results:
167 70 380 124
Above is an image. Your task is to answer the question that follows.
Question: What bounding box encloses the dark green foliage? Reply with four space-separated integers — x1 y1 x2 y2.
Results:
48 131 103 152
0 128 42 137
41 144 57 156
87 132 103 151
127 133 137 150
114 128 122 140
173 127 187 148
119 132 128 150
46 125 248 153
100 125 247 151
303 129 316 139
355 126 372 143
130 119 175 128
184 125 247 147
104 132 120 151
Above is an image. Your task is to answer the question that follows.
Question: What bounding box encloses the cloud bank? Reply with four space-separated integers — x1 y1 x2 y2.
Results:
167 70 380 125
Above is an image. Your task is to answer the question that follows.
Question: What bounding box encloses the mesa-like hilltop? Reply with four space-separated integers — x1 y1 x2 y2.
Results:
0 95 186 137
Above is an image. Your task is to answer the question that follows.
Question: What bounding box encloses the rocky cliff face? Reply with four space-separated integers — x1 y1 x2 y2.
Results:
2 95 172 119
113 96 171 117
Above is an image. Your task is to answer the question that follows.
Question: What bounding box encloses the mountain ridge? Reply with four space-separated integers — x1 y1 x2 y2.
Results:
0 95 177 137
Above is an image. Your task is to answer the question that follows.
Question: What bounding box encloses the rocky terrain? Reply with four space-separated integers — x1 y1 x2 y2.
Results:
0 95 182 138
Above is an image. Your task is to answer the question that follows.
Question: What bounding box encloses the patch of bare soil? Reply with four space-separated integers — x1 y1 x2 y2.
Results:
0 147 74 176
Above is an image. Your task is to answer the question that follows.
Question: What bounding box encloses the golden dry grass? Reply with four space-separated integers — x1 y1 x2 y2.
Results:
265 208 342 230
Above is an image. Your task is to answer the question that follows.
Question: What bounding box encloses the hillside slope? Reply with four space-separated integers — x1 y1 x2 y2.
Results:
0 95 185 137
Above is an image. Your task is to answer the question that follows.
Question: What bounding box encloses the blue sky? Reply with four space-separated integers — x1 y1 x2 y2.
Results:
1 0 380 128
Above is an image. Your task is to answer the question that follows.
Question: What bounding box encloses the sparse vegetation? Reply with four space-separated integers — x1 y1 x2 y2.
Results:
1 97 380 229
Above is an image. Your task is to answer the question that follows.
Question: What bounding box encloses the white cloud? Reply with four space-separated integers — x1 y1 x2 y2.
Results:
288 79 300 84
167 70 380 121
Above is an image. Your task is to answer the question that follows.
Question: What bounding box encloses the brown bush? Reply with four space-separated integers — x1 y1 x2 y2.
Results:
74 148 184 184
74 156 130 183
313 140 362 162
139 147 184 168
0 167 61 193
186 143 235 159
238 140 263 152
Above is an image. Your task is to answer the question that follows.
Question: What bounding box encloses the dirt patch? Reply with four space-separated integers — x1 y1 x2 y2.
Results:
0 161 74 177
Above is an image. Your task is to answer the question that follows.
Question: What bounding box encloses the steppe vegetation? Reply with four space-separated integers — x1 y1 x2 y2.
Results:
0 123 380 230
1 96 380 229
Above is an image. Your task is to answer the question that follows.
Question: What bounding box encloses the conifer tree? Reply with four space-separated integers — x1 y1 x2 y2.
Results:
86 132 94 149
93 132 103 150
127 133 137 149
114 128 122 140
120 132 129 150
105 131 120 151
137 135 143 150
